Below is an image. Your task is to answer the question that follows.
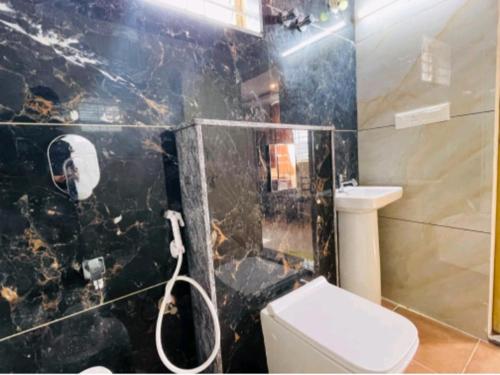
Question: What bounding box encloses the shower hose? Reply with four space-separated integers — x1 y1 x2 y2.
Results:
156 211 221 374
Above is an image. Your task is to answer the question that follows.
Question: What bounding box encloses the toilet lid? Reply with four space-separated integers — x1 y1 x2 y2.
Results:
267 277 419 373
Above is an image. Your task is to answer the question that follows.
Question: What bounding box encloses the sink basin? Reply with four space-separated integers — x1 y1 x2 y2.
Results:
335 186 403 213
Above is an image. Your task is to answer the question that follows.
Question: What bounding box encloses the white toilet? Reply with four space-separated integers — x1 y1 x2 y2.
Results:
80 367 112 374
261 277 419 373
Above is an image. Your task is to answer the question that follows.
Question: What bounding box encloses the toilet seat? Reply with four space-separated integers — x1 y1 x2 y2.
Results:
265 277 419 373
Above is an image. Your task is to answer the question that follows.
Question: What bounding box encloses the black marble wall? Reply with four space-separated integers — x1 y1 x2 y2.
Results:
264 0 358 184
0 0 358 372
0 284 195 373
0 124 197 372
176 120 336 373
0 0 357 130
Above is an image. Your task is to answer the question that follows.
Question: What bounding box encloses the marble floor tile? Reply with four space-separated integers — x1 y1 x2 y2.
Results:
359 112 494 233
464 342 500 373
396 307 478 373
405 360 434 374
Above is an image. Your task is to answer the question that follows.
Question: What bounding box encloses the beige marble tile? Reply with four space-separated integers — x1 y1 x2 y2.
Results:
355 0 400 22
465 342 500 373
359 112 494 233
396 307 478 373
405 360 435 373
356 0 497 130
379 218 490 339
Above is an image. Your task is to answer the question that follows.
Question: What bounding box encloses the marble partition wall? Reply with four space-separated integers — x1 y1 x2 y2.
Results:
176 120 336 373
0 124 196 372
356 0 498 338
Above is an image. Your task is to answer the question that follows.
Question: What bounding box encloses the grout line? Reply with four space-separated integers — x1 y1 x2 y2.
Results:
174 122 196 132
452 109 495 119
392 303 486 373
355 0 451 44
412 359 438 374
0 120 348 132
394 304 483 342
334 129 358 133
0 121 177 129
0 280 168 343
358 124 394 132
461 340 481 373
358 109 495 133
382 297 400 311
355 0 400 22
379 216 491 235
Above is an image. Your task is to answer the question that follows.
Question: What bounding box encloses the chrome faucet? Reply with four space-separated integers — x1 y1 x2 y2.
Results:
338 175 358 193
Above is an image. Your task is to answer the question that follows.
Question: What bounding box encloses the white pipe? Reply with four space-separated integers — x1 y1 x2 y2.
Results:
156 211 221 373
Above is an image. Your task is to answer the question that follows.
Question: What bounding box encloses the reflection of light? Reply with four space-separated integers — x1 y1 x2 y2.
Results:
293 130 309 162
269 82 278 91
142 0 262 34
421 36 451 86
281 21 347 57
330 0 349 13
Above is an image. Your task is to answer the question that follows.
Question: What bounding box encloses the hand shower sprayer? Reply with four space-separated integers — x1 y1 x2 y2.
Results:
156 210 221 373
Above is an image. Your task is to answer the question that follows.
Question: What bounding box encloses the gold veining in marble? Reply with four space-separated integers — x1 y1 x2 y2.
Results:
0 286 19 304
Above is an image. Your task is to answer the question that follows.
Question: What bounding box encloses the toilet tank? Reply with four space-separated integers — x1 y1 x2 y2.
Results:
261 308 350 373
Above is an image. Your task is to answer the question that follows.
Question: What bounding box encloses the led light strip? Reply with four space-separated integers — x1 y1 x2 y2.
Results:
281 21 347 57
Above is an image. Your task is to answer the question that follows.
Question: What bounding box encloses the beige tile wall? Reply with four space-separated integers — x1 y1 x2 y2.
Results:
359 113 494 233
379 217 490 338
357 0 497 130
356 0 498 338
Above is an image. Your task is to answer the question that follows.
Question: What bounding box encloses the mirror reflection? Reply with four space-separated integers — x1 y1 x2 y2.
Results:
269 143 297 191
262 130 314 261
241 68 281 123
47 134 100 201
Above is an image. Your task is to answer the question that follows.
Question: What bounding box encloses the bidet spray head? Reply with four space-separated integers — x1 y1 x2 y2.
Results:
165 210 185 258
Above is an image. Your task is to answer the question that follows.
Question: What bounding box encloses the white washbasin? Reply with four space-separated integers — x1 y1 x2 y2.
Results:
335 186 403 213
336 185 403 303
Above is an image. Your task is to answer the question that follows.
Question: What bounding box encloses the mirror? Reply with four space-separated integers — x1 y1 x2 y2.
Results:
47 135 100 201
263 130 314 261
269 143 297 192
